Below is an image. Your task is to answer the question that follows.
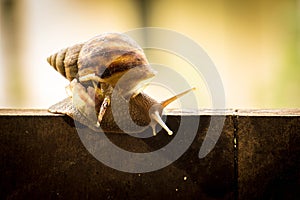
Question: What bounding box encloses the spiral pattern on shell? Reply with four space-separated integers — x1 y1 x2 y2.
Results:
47 33 155 84
47 43 83 81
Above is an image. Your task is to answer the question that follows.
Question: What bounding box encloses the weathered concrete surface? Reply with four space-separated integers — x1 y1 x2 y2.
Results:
237 110 300 200
0 110 234 200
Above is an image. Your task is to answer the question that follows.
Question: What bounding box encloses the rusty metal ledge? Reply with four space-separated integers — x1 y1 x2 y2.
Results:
0 109 299 200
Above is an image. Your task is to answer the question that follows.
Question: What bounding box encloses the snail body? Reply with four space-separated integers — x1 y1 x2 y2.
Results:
47 33 194 135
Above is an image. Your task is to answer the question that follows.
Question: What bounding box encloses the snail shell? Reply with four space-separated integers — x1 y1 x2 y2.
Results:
47 33 156 86
47 33 194 135
47 43 83 81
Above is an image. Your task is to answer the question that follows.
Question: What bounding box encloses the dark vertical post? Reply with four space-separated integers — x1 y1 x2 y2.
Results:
135 0 151 27
134 0 152 45
0 0 25 106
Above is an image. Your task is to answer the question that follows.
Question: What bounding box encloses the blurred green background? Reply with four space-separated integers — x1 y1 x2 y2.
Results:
0 0 299 109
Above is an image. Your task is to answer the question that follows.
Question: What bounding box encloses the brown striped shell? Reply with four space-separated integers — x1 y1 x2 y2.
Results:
47 33 195 135
47 33 156 86
47 43 83 81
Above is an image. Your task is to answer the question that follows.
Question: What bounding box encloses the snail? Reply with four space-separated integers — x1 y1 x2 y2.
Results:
47 33 195 135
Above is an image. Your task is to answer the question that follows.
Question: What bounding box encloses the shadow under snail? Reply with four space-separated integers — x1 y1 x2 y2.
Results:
47 33 195 135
